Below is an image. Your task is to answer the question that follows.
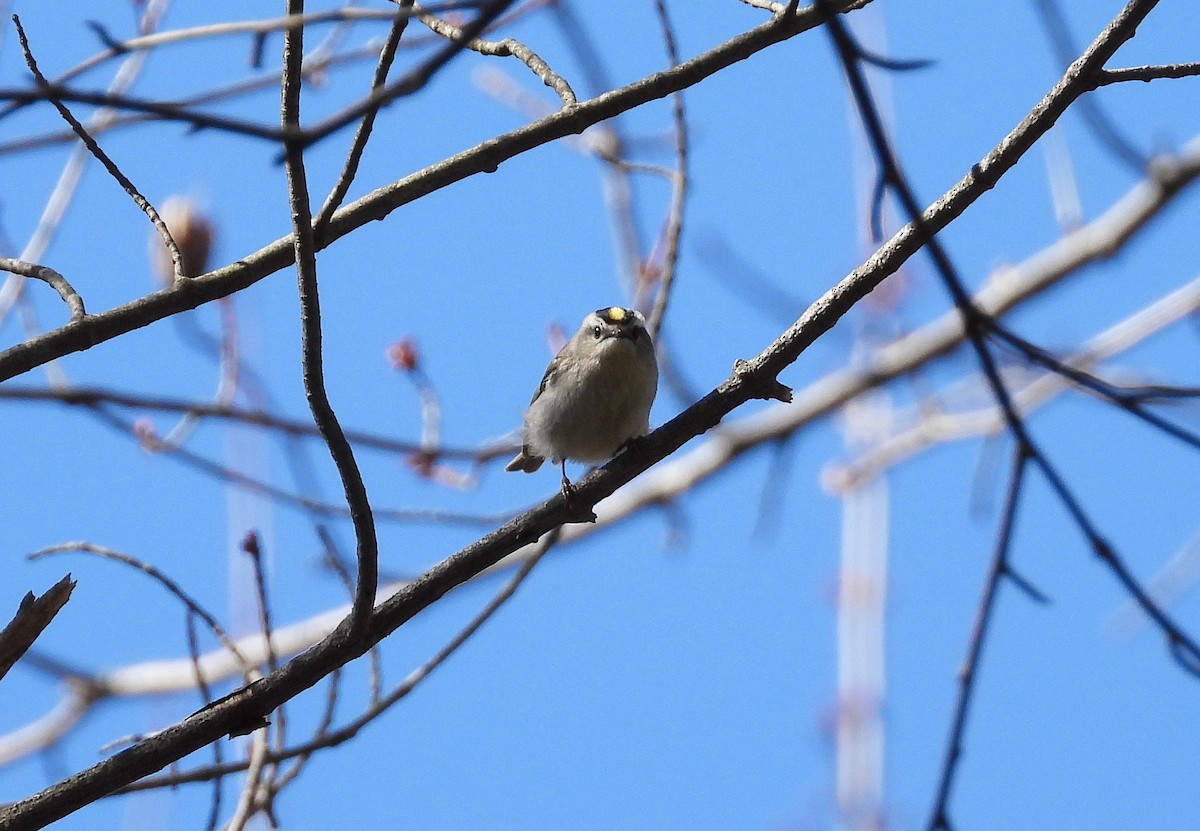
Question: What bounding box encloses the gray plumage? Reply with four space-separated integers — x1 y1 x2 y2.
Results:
506 307 658 485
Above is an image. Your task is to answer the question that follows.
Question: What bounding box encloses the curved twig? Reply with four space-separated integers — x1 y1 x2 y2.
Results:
412 1 575 106
0 259 85 320
29 543 257 681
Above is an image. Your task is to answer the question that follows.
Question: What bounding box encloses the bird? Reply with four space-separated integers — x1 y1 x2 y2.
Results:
506 306 658 493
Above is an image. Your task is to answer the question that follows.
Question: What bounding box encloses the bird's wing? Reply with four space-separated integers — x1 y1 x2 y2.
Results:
529 356 559 405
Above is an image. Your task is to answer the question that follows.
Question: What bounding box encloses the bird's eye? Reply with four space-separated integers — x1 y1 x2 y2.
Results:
592 325 602 338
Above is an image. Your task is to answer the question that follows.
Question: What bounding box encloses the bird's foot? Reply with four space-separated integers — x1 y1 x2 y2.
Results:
559 475 596 524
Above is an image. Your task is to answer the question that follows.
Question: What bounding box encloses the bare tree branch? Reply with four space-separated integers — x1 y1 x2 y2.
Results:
826 272 1200 490
644 0 689 339
29 543 256 682
412 1 575 105
0 383 507 459
0 576 75 684
927 451 1032 831
0 0 868 384
2 1 1190 826
0 260 85 321
821 0 1200 676
115 527 561 794
13 15 187 282
1093 61 1200 86
315 0 416 227
280 0 377 642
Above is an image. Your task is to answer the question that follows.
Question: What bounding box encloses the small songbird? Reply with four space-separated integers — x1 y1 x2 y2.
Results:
506 306 658 492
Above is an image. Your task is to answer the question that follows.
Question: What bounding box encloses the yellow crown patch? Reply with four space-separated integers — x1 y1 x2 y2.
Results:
605 307 626 322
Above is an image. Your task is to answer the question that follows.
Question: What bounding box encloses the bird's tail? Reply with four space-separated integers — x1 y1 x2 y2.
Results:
505 449 544 473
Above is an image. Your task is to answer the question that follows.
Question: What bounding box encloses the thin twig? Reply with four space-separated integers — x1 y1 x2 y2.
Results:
240 531 285 813
412 1 575 105
186 614 224 831
646 0 689 340
0 84 289 142
0 382 506 459
988 323 1200 451
315 0 415 228
12 15 187 281
82 401 507 525
927 451 1031 831
0 259 85 320
1092 62 1200 87
29 543 257 682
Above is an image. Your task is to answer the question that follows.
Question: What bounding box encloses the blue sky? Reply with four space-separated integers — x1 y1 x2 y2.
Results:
1 1 1199 829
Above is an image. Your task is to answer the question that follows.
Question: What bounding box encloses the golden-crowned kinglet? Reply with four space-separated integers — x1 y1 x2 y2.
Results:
506 306 658 491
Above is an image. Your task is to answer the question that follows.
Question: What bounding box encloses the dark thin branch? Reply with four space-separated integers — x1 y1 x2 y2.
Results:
12 15 187 281
1034 456 1200 679
239 531 285 817
28 544 256 680
0 84 289 142
927 451 1030 831
645 0 689 339
315 1 415 228
989 322 1200 452
0 383 507 460
855 46 933 72
80 402 504 525
280 0 378 643
822 0 1200 678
